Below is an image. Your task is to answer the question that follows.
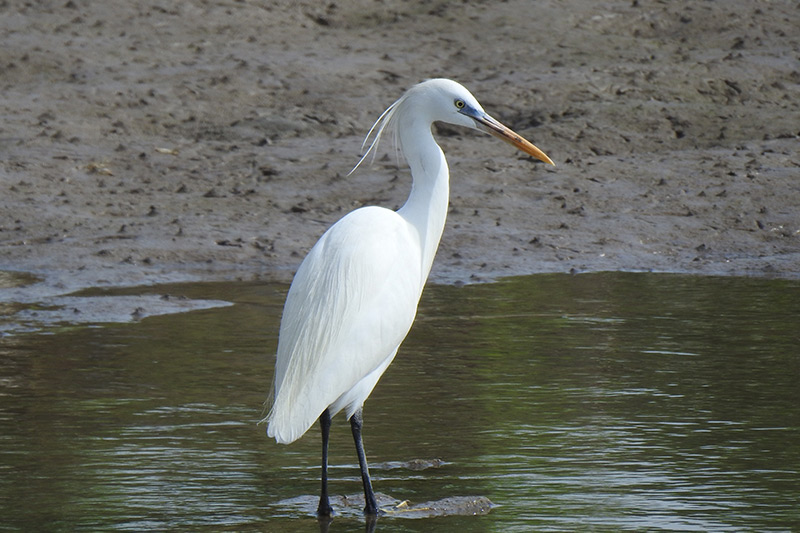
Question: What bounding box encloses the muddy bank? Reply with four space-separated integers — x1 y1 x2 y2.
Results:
1 0 798 309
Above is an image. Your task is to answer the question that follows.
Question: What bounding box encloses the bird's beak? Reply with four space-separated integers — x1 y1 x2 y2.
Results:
472 112 555 166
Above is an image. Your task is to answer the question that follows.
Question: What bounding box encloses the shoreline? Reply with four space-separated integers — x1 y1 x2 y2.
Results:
1 0 798 326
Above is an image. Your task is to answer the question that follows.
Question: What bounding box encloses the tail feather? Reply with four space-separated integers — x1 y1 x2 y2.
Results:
262 393 321 445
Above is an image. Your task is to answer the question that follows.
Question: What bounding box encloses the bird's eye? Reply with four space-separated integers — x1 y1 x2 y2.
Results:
454 99 465 109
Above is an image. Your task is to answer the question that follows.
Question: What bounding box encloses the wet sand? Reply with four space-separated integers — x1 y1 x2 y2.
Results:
2 0 798 308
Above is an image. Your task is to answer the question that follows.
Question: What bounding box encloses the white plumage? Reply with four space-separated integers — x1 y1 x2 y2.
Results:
266 207 423 444
262 78 553 516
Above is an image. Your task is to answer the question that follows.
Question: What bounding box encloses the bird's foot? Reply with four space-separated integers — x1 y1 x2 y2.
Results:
317 497 333 518
363 499 385 517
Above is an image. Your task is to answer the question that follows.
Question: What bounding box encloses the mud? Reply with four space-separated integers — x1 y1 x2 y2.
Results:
278 492 493 520
2 0 798 310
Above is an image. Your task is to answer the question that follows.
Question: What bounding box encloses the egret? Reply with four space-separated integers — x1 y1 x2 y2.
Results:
263 78 553 516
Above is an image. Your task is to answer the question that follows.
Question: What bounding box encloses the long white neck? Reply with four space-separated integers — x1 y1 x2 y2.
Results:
396 117 450 287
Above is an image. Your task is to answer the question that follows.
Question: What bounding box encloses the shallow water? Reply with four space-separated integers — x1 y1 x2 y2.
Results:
1 272 798 531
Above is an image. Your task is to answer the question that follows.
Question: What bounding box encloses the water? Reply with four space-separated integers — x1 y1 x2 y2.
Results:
1 272 798 531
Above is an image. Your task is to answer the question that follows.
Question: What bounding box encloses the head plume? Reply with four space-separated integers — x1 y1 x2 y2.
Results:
348 91 408 175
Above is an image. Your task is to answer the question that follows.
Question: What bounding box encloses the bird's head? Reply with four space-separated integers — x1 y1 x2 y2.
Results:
351 78 554 174
410 78 554 166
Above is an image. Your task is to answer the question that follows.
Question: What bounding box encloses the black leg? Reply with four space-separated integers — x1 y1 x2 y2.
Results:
350 408 379 515
317 409 333 517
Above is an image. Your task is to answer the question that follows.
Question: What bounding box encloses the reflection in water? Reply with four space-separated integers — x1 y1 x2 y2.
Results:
318 514 376 533
0 273 798 531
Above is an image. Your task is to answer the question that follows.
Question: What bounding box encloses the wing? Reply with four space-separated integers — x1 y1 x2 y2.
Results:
265 206 424 444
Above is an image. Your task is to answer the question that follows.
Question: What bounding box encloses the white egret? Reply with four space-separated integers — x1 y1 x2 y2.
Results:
263 78 553 516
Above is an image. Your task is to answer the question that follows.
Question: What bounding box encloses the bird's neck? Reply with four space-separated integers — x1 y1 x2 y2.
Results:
397 121 450 286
